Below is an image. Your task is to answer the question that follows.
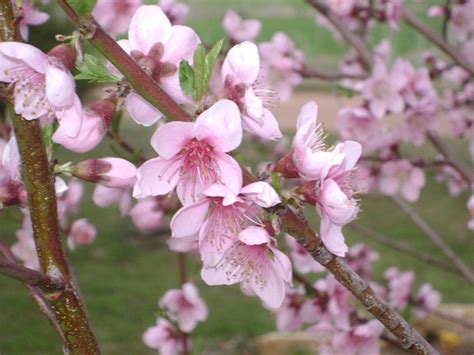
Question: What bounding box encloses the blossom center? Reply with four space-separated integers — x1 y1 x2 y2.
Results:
130 42 177 82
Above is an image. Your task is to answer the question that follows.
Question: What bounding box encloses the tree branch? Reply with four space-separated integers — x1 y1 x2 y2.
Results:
392 196 474 285
299 66 366 81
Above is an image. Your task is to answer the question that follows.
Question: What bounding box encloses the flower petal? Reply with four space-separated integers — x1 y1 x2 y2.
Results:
238 226 270 245
242 108 282 140
0 42 47 73
45 61 75 107
221 41 260 84
320 215 348 257
240 181 280 207
126 92 163 127
133 157 181 198
162 25 200 64
150 121 194 158
170 199 210 238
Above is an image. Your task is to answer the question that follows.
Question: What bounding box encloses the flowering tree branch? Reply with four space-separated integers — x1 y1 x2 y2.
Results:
299 65 366 81
392 196 474 285
0 2 99 353
55 4 438 354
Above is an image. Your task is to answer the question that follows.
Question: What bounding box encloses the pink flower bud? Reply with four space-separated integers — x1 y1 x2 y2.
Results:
53 98 116 153
73 157 137 188
0 180 27 207
47 44 77 71
67 218 97 250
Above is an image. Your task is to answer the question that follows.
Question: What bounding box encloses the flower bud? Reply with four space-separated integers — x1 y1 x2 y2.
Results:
0 180 27 207
129 198 164 233
67 218 97 251
47 44 77 71
73 157 137 188
53 98 116 153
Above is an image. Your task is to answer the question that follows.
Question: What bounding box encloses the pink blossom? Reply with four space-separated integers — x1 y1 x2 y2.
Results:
436 165 468 197
171 181 280 266
223 10 261 44
15 0 49 41
119 5 200 126
328 0 356 16
143 317 189 354
222 41 282 140
384 267 414 310
159 0 189 25
133 99 243 205
11 214 39 270
449 0 474 42
92 185 132 216
167 235 199 254
57 179 84 226
331 320 384 355
73 157 137 188
413 283 441 320
129 197 165 233
67 218 97 251
346 243 379 278
201 226 292 309
0 42 81 134
378 159 425 202
273 286 306 332
93 0 141 38
159 282 208 332
362 59 406 119
467 195 474 231
2 136 21 182
284 234 324 274
428 6 444 18
53 98 116 153
383 0 404 31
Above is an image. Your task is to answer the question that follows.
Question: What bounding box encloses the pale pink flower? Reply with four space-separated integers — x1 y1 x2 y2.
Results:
223 10 261 44
428 5 444 18
332 320 384 355
11 214 39 270
129 197 165 233
385 267 414 310
92 185 132 216
284 234 324 274
467 195 474 231
413 283 441 320
449 0 474 42
2 135 21 182
143 317 189 354
201 226 292 309
15 0 49 41
362 59 406 119
73 157 137 188
378 159 425 202
222 41 282 140
159 282 208 332
133 99 243 205
328 0 356 16
167 235 199 254
346 243 379 279
53 98 116 153
383 0 404 31
0 42 81 135
436 165 468 197
159 0 189 25
119 5 200 126
67 218 97 251
171 181 280 266
93 0 141 38
57 179 84 227
273 286 306 332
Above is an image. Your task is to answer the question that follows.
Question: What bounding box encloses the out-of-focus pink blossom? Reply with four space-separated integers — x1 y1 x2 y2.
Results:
159 0 189 25
449 0 474 42
171 181 280 266
143 317 189 354
383 0 404 31
273 286 306 332
328 0 356 16
119 5 200 126
202 226 292 309
159 282 208 332
167 235 199 254
14 0 49 41
222 41 282 140
223 10 261 44
134 99 243 205
93 0 141 38
413 283 441 320
67 218 97 251
129 197 165 233
362 59 406 119
428 5 444 18
378 159 425 202
346 243 379 278
385 267 414 310
467 195 474 231
285 234 324 274
331 319 384 355
436 165 468 197
11 214 39 270
92 185 132 216
73 157 137 188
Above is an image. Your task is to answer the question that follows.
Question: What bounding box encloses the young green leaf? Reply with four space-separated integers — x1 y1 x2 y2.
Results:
75 54 121 83
179 60 195 98
205 39 224 81
192 45 207 100
66 0 97 17
111 110 123 134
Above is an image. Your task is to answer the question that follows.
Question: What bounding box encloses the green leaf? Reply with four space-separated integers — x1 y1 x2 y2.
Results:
111 110 123 134
192 45 207 101
205 38 224 80
271 173 282 195
179 60 194 98
66 0 97 17
75 54 121 83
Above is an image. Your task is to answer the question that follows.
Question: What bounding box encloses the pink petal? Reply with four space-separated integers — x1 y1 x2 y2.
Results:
339 140 362 171
221 41 260 84
45 62 75 108
242 108 282 140
0 42 47 73
150 121 194 158
214 152 243 196
160 73 191 104
320 216 348 257
126 92 163 127
55 95 82 138
128 5 172 54
133 157 181 198
240 181 280 207
203 183 238 206
238 226 270 245
370 99 386 119
100 157 137 188
194 99 242 152
170 199 210 237
162 25 200 65
222 10 241 33
296 101 318 130
320 179 357 225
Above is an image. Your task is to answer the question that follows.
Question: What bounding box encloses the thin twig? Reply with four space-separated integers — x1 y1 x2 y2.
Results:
441 0 452 40
348 224 459 275
299 66 366 81
392 196 474 285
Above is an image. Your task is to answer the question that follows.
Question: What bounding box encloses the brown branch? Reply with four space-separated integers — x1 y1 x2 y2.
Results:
299 66 366 81
392 196 474 285
441 0 452 40
57 4 437 353
348 224 459 275
0 2 100 353
403 8 474 76
306 0 373 70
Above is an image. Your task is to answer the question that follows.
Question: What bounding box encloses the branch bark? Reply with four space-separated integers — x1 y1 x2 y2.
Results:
392 196 474 285
58 4 437 354
0 1 99 353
